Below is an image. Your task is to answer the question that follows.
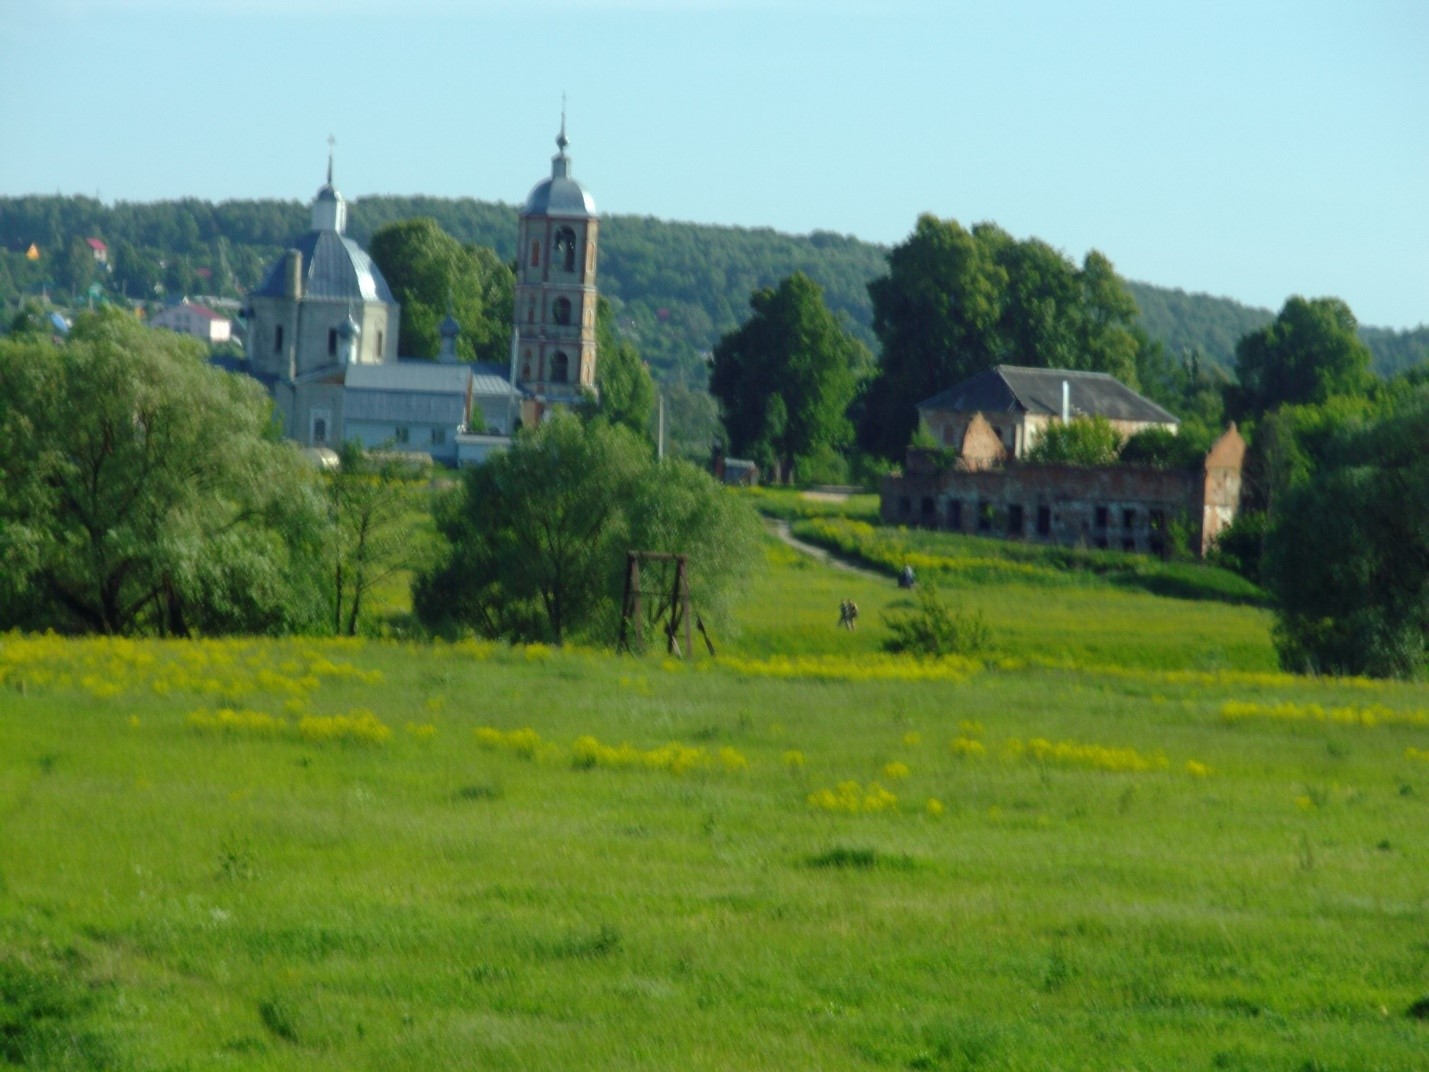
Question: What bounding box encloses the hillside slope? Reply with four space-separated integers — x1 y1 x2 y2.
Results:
1 195 1423 380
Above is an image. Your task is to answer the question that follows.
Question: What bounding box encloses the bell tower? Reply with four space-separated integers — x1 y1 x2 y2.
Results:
513 112 599 420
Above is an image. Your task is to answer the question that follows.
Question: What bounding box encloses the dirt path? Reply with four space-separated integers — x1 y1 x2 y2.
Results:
767 519 887 582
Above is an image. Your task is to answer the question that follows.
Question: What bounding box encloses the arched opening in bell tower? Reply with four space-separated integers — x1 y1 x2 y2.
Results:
554 227 577 272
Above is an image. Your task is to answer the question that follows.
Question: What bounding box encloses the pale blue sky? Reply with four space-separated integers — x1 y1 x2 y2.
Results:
1 0 1425 328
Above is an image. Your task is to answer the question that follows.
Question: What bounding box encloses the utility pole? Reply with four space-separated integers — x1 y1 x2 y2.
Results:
657 390 665 461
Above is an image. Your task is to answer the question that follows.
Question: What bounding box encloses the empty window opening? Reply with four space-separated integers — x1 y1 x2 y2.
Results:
947 501 963 530
1123 508 1136 529
1008 504 1024 535
554 226 577 272
1095 506 1109 529
977 502 992 532
274 324 284 353
1150 509 1166 532
430 428 446 446
1036 505 1051 535
327 328 338 356
394 427 410 445
920 496 936 520
1150 535 1166 557
552 351 570 383
897 496 911 517
553 297 572 325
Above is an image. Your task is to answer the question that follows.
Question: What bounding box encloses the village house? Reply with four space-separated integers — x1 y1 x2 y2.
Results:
883 367 1244 557
150 298 232 344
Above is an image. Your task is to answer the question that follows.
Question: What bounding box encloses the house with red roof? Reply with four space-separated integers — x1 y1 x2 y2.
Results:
150 299 232 344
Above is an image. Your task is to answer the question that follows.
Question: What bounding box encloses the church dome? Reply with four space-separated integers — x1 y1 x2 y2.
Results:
251 230 396 303
522 123 596 218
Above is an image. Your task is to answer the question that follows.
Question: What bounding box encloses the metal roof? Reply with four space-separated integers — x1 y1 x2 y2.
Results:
468 362 518 398
250 230 396 303
523 147 596 218
345 361 471 394
918 365 1179 425
344 390 467 425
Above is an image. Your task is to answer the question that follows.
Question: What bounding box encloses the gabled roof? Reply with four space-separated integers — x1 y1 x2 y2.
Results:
918 365 1179 425
85 238 108 252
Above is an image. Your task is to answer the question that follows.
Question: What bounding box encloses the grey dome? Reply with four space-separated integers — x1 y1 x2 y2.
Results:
338 310 361 338
524 174 596 218
523 131 596 218
251 230 395 303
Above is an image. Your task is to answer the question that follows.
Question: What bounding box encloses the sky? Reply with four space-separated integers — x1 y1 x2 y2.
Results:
1 0 1425 329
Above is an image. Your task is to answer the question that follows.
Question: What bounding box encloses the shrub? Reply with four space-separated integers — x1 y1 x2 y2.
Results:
882 585 993 658
1026 416 1123 466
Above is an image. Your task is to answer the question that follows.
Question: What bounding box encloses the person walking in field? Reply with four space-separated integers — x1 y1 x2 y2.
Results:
838 599 859 631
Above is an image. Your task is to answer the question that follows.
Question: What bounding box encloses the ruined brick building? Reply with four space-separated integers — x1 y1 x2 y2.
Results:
881 367 1245 557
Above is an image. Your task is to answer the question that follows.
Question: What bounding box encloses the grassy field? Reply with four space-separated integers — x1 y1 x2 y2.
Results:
2 518 1428 1070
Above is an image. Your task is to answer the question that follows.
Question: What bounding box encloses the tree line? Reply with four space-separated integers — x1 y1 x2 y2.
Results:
3 195 1423 384
0 308 756 648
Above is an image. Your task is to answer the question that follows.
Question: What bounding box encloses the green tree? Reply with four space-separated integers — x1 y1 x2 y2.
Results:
709 272 868 483
414 413 759 645
369 217 514 364
329 443 422 636
1262 392 1429 678
593 297 656 441
1025 416 1124 466
0 310 327 636
1227 296 1374 422
859 215 1145 459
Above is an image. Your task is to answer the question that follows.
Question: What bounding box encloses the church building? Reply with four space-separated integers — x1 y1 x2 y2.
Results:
235 123 600 464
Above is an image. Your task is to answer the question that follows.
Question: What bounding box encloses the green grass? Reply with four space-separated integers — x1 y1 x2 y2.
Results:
1 536 1427 1070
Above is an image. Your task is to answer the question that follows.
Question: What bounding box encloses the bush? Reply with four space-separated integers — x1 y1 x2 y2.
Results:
1026 416 1123 466
882 585 994 657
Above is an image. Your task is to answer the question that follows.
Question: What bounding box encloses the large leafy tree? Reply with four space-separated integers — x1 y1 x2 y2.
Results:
593 297 657 441
328 443 423 636
414 413 759 646
709 272 869 483
368 217 514 365
1226 296 1374 422
1262 391 1429 678
0 309 327 635
858 215 1145 459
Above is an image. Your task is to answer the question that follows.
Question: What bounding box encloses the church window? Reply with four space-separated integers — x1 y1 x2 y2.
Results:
430 428 446 446
312 417 327 445
552 351 569 383
376 330 384 356
553 297 572 325
274 325 284 353
555 227 577 272
327 328 338 356
527 300 536 325
530 239 541 267
395 427 410 445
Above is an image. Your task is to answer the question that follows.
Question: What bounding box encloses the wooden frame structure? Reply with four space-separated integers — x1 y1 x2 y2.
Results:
615 551 715 657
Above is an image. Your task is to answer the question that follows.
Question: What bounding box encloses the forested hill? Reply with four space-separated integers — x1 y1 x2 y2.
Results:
2 194 1424 380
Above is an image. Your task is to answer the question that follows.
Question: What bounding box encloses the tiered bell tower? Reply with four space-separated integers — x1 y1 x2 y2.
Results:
513 114 599 422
